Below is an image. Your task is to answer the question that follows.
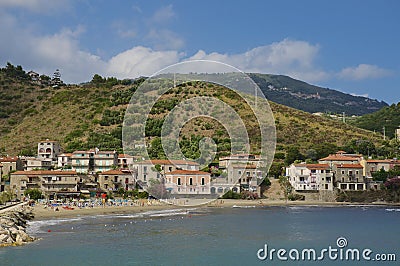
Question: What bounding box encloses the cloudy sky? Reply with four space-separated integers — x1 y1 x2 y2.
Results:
0 0 399 103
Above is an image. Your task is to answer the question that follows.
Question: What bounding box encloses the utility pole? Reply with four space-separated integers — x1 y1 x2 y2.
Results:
342 112 346 123
383 126 386 140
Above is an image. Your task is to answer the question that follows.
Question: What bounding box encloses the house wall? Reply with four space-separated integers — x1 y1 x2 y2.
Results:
165 174 210 195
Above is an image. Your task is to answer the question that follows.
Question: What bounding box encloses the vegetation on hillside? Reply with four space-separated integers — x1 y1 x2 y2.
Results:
250 73 388 115
349 103 400 139
1 63 397 169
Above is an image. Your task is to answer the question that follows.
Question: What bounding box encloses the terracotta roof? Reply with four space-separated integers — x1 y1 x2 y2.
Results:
100 169 133 175
335 164 363 169
139 159 199 166
12 170 77 175
118 154 134 158
165 170 210 175
306 164 330 170
366 159 400 164
319 154 360 161
0 157 19 162
59 153 73 157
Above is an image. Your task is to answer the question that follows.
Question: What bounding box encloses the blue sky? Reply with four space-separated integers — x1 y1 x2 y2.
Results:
0 0 399 103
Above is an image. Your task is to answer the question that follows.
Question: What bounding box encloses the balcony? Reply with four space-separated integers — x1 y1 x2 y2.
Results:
42 180 78 185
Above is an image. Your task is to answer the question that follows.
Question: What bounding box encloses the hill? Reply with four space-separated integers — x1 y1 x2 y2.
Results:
349 103 400 139
249 73 388 116
0 65 386 160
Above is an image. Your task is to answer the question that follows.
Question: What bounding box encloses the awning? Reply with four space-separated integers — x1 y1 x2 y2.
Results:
80 190 90 194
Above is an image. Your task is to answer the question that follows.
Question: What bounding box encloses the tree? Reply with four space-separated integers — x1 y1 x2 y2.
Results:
24 188 43 200
304 149 317 162
372 168 389 182
91 74 104 85
279 176 293 203
147 178 169 199
285 146 304 165
268 162 284 179
384 178 400 190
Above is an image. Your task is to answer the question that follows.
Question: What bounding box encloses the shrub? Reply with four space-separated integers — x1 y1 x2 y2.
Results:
221 190 241 199
288 193 305 201
24 188 43 200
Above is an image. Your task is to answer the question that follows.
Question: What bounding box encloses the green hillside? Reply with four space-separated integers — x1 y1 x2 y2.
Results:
250 73 388 115
0 63 390 162
349 103 400 139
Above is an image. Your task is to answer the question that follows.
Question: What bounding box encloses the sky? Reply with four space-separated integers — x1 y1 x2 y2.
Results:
0 0 399 104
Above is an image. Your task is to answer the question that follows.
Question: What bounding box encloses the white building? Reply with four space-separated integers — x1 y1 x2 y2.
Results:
286 163 334 191
37 139 61 161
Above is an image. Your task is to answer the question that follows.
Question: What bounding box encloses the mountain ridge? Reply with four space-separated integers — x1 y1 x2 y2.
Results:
249 73 388 116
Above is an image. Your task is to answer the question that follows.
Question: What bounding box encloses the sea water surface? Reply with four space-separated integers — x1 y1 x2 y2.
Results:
1 206 399 265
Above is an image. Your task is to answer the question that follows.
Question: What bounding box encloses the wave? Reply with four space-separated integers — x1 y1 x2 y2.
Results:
385 208 400 212
115 208 200 219
232 205 256 208
27 217 83 234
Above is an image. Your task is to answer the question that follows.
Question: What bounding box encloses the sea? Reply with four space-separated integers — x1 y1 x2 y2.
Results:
0 205 399 265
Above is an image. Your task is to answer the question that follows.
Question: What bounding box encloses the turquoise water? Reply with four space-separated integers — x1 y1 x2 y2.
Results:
1 206 399 265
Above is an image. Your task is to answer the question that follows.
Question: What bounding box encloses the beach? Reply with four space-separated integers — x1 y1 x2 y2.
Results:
31 198 399 220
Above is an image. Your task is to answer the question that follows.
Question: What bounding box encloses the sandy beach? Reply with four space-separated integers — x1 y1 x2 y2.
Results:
31 198 399 220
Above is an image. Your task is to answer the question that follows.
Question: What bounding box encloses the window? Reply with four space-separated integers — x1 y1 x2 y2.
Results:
238 170 242 175
143 174 147 181
356 170 359 175
201 178 205 185
189 178 193 186
143 166 147 173
177 178 181 185
341 170 345 175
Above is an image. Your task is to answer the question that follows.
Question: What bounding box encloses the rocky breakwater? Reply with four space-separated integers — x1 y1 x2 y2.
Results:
0 204 35 247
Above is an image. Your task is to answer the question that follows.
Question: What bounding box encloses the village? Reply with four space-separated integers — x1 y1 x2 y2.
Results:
0 138 399 203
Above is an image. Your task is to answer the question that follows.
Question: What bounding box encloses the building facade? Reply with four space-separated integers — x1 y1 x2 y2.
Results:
10 170 79 199
0 157 24 177
164 170 211 195
71 150 118 174
332 164 366 191
57 153 73 168
286 163 334 191
37 139 61 161
98 169 135 191
134 160 200 185
25 157 52 171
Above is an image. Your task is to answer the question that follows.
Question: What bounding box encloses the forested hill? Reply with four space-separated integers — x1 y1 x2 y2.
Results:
0 63 384 158
349 103 400 139
249 73 388 116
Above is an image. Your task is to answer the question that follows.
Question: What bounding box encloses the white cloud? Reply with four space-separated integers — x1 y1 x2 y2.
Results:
106 46 183 79
151 4 175 23
0 0 69 13
338 64 391 80
350 93 369 98
0 7 390 86
146 29 185 50
188 39 329 82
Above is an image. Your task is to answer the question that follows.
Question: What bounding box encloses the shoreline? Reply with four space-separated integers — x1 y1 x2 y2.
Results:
30 199 400 221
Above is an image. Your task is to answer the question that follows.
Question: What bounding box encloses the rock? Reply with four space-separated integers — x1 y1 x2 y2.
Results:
0 205 35 246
